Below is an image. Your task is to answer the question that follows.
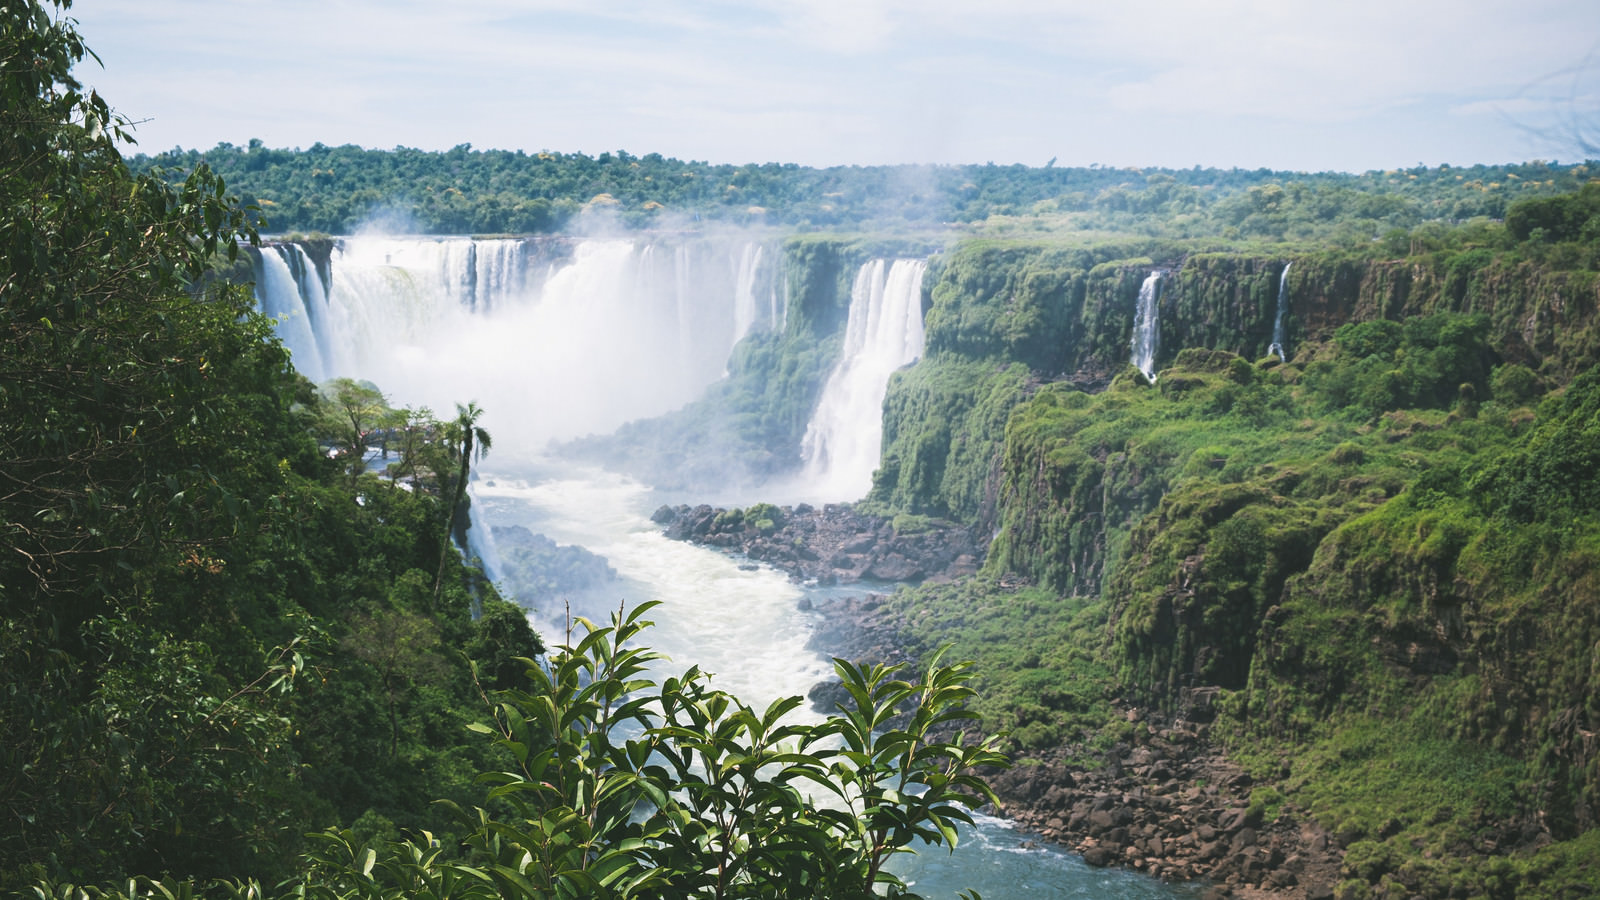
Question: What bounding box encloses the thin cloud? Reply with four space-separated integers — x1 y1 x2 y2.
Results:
68 0 1600 169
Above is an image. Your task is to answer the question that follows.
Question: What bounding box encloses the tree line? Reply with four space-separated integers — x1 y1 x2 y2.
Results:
127 138 1594 240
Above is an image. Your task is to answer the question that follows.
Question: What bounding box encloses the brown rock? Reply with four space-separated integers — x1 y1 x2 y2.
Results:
1083 846 1113 867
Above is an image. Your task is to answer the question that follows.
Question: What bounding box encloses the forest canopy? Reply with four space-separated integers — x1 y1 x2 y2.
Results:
128 140 1596 240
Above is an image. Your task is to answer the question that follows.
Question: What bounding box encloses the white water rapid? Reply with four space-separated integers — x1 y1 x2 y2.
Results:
799 258 928 502
255 236 1199 900
1267 262 1290 362
1130 270 1163 383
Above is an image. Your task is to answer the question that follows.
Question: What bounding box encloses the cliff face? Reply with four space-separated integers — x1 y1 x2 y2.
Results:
863 237 1600 894
875 242 1600 532
1287 256 1600 378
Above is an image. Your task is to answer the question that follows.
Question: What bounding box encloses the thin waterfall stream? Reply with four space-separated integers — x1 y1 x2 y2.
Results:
1130 271 1163 382
1268 262 1291 362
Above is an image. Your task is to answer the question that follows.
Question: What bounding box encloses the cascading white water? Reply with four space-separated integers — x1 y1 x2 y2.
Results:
799 258 928 502
773 267 789 334
731 243 764 345
254 235 773 452
1130 270 1163 383
1267 262 1291 362
255 246 328 382
283 245 338 374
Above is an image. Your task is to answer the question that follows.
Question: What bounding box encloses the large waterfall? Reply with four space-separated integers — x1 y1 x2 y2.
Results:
251 235 781 450
250 237 1197 900
799 258 928 502
1130 270 1163 382
1267 262 1290 362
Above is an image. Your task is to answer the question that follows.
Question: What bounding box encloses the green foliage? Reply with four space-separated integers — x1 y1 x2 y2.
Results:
1470 367 1600 521
1302 312 1494 420
0 6 529 884
866 356 1031 525
1488 362 1541 406
435 402 492 600
427 605 1004 899
46 609 1007 899
1505 180 1600 244
872 581 1118 752
312 378 399 481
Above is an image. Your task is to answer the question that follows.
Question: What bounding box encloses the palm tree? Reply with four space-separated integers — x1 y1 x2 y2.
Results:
434 401 492 602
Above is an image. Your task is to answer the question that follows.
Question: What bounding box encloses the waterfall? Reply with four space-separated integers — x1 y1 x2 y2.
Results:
799 258 928 502
255 246 328 382
251 235 777 451
773 267 789 334
1267 262 1290 362
1130 270 1163 383
282 244 336 374
731 243 763 345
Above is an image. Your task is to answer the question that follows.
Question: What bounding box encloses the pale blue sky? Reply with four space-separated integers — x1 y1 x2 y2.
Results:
69 0 1600 172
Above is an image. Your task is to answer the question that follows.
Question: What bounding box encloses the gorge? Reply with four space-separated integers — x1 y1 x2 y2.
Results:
243 226 1600 898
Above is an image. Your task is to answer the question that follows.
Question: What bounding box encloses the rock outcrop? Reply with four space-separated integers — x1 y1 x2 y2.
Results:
653 502 981 585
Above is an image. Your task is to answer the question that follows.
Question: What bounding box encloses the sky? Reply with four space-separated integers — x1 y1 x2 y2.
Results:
68 0 1600 173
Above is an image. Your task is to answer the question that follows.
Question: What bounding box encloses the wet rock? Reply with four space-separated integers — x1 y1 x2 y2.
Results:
655 502 982 585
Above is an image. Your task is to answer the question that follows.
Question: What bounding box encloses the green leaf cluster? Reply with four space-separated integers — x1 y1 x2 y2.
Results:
38 608 1008 900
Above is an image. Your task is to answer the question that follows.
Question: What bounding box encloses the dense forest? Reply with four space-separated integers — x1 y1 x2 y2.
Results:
0 3 552 878
129 139 1593 243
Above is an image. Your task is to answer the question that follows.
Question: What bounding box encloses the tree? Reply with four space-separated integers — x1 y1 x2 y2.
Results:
315 378 399 484
343 608 447 759
389 405 440 490
434 401 491 601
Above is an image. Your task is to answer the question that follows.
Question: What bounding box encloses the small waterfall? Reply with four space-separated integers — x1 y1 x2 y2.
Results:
1267 262 1290 362
799 258 928 502
255 246 328 382
1130 270 1163 383
732 243 764 345
773 269 789 334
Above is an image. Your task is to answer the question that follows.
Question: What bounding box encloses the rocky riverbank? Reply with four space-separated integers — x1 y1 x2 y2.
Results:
655 507 1345 897
799 593 1345 900
652 502 981 585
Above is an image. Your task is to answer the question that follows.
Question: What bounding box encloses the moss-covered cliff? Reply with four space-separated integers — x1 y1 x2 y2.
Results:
871 239 1600 529
854 227 1600 897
